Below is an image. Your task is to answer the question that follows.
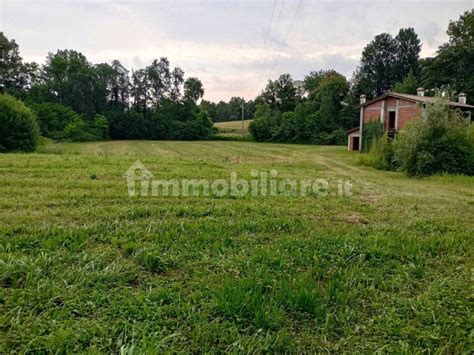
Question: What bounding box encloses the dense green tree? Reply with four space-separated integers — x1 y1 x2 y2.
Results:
0 32 38 97
304 69 338 100
249 104 279 141
184 77 204 102
109 60 130 109
395 28 421 81
251 70 350 144
146 58 171 106
352 28 421 98
393 70 419 94
107 109 149 139
30 102 81 139
0 94 39 152
131 68 149 114
38 50 96 117
0 33 24 93
353 33 398 98
421 10 474 103
199 99 217 118
200 97 255 122
214 100 228 121
316 72 349 131
261 73 298 112
227 97 245 120
93 62 116 114
170 67 185 102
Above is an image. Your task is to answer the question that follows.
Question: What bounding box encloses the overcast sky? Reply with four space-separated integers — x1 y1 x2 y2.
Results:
0 0 471 101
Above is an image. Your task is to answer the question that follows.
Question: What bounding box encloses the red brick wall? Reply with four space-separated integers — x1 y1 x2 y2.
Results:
362 97 421 129
397 104 421 129
363 101 382 124
385 97 397 107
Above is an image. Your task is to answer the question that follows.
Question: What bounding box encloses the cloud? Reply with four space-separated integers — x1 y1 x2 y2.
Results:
0 0 471 101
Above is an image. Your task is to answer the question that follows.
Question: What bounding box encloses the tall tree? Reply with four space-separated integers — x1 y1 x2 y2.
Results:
393 70 419 94
41 49 96 117
146 58 171 106
109 60 130 109
93 62 115 114
184 77 204 102
421 10 474 102
353 33 397 98
304 69 338 100
395 28 421 81
131 68 149 114
352 28 421 98
262 73 298 112
316 72 349 130
0 32 37 96
170 67 185 102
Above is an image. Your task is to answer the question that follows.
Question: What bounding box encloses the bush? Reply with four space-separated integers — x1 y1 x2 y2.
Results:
249 99 357 145
107 109 149 140
63 117 88 141
362 121 384 152
276 112 297 141
186 111 214 140
331 128 349 145
0 95 39 152
30 103 80 139
88 114 109 140
249 105 279 141
393 98 474 176
30 103 108 142
359 133 395 170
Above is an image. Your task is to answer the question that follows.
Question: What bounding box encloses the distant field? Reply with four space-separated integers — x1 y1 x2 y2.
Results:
214 119 253 135
1 140 473 352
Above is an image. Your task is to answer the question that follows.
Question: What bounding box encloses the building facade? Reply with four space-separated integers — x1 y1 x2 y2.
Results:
347 89 473 151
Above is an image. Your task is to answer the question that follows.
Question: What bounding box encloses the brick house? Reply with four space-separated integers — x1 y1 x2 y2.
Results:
347 88 474 151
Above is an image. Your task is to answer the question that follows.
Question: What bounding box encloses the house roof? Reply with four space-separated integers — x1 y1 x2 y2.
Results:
361 92 474 109
346 126 360 134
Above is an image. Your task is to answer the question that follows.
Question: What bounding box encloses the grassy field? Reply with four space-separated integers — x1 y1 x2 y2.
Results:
214 119 252 135
1 140 473 353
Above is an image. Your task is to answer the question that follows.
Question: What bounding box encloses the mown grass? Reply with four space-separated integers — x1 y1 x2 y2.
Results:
214 119 252 135
1 141 473 352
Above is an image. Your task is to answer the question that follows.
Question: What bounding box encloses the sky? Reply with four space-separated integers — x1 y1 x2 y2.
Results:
0 0 472 102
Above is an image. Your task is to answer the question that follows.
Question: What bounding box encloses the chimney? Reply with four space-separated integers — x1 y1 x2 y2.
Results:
458 93 467 105
360 94 366 105
417 87 425 97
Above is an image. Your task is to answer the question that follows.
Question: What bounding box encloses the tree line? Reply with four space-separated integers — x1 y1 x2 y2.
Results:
200 97 256 122
0 38 213 143
250 10 473 144
0 9 472 151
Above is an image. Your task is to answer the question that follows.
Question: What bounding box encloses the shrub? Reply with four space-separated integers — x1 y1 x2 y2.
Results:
107 109 149 140
393 98 474 176
88 114 109 140
361 121 384 152
328 128 348 145
30 103 80 139
0 94 39 152
359 133 395 170
172 110 214 140
249 105 279 141
276 111 297 141
63 117 88 141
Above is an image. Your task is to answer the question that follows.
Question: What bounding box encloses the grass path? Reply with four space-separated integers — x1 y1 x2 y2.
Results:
1 141 473 352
